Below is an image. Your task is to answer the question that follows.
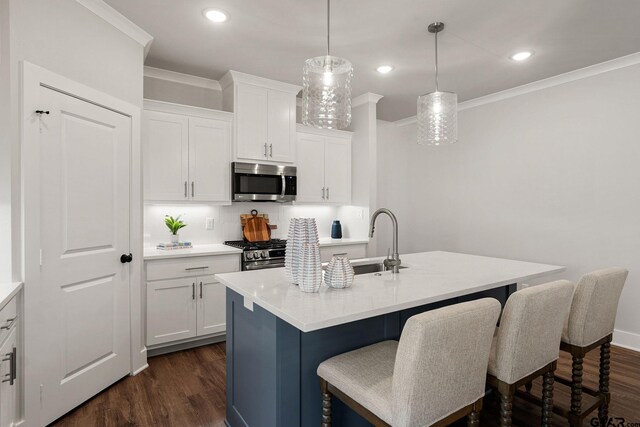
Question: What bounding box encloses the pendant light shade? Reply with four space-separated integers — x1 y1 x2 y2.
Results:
417 22 458 146
302 0 353 129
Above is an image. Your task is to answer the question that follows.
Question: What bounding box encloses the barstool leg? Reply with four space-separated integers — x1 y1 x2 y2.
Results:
570 354 584 423
499 392 513 427
598 342 611 425
525 381 533 393
542 369 554 427
467 400 481 427
320 379 332 427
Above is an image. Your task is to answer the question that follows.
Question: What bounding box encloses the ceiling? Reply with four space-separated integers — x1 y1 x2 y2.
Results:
106 0 640 121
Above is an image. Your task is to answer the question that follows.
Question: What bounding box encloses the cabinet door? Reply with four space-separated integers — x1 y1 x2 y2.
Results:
188 117 231 202
236 84 269 161
267 90 296 163
197 277 226 336
143 111 189 201
324 136 352 205
296 133 326 203
0 327 16 427
147 278 197 346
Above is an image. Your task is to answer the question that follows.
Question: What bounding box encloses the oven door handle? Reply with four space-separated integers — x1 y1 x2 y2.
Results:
281 174 286 197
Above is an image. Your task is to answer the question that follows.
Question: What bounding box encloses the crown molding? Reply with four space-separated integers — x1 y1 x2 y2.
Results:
353 92 384 107
144 66 222 91
76 0 153 58
220 70 302 94
394 52 640 127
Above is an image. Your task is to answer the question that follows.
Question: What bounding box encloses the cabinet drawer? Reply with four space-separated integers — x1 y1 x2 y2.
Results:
0 296 17 345
146 255 241 281
320 244 367 263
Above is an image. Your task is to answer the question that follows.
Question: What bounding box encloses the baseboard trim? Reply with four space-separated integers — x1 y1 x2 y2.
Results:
132 363 149 376
612 329 640 352
148 334 226 357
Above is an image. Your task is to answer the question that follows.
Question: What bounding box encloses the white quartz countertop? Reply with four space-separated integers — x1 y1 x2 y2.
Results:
144 244 242 260
0 282 22 310
215 251 564 332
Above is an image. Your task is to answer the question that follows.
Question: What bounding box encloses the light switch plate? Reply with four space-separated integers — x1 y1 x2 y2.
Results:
206 218 214 230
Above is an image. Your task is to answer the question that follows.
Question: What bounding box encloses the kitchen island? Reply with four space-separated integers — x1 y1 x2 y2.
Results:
215 251 564 427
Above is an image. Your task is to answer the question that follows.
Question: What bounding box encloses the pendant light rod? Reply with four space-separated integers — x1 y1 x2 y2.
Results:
327 0 331 56
428 22 445 92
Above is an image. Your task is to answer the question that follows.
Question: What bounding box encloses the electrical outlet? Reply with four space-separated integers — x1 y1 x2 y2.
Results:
206 218 214 230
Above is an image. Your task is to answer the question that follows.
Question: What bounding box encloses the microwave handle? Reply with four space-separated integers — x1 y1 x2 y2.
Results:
281 174 286 197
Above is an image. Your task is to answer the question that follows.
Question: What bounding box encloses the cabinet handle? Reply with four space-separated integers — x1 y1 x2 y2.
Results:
185 266 208 271
199 282 203 299
264 143 268 158
326 187 329 200
269 143 273 158
0 318 15 330
11 348 15 382
2 349 14 385
322 187 325 200
192 283 195 300
184 181 188 198
191 181 195 198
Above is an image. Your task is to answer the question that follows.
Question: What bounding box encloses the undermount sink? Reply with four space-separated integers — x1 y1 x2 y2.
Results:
352 262 407 275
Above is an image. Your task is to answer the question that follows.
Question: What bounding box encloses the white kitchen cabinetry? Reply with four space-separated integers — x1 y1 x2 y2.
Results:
296 126 353 205
143 100 232 203
145 254 240 348
221 71 301 164
0 290 20 427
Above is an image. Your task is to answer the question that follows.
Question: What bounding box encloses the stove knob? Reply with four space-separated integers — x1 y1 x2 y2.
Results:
260 251 268 259
246 252 254 260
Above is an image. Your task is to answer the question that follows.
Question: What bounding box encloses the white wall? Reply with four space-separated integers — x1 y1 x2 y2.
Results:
144 76 223 110
377 60 640 349
0 0 11 282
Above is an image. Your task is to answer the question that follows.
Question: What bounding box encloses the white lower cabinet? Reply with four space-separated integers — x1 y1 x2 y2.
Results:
0 293 19 427
145 255 240 347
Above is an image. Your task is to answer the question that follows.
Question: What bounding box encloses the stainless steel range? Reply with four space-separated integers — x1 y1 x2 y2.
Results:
224 239 287 271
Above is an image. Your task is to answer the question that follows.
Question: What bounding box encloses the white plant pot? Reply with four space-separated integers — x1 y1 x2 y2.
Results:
170 234 179 243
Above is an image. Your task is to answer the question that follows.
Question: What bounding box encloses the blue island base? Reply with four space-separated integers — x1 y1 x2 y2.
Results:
225 284 515 427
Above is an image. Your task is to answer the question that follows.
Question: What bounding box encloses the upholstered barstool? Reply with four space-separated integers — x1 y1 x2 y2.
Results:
486 280 574 427
555 267 628 426
317 298 501 427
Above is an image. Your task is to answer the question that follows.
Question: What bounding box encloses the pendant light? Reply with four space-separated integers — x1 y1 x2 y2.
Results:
417 22 458 145
302 0 353 129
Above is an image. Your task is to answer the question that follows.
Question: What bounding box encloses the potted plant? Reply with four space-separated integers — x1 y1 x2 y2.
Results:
165 215 187 243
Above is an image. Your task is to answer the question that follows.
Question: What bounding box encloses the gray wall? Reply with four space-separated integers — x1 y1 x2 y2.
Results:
377 62 640 349
0 0 11 281
5 0 145 281
144 76 223 109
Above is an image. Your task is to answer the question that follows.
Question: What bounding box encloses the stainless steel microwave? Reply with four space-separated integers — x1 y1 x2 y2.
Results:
232 162 297 202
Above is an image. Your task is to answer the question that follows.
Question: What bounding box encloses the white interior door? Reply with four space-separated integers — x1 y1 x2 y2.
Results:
38 86 132 425
188 117 231 202
324 137 352 204
296 133 326 203
267 90 295 163
142 111 189 201
146 278 197 346
196 277 226 336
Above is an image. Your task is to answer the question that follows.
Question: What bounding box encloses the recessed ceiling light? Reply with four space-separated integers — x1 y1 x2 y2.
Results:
203 9 228 23
510 51 533 61
376 65 394 74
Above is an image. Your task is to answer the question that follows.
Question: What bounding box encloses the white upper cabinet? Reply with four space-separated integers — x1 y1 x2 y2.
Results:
143 111 189 201
143 100 233 203
296 125 353 205
221 71 300 164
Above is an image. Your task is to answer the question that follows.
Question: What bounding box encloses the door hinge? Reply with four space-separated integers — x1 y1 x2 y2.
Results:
39 249 43 266
40 384 44 406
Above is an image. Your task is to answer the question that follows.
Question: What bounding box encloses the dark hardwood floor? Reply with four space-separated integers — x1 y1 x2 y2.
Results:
52 343 640 427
